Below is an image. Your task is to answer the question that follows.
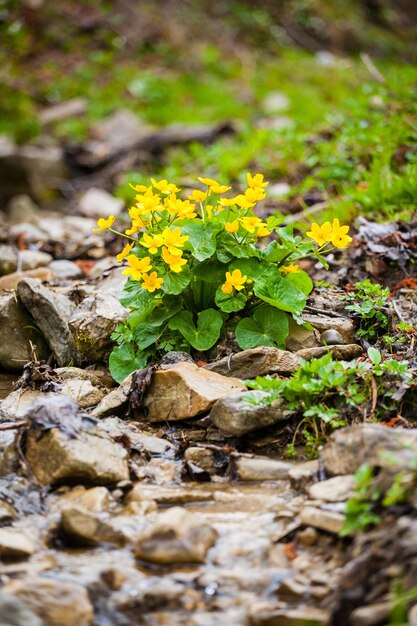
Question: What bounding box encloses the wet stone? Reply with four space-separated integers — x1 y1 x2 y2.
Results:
0 528 36 559
204 347 300 379
308 475 354 502
321 329 345 345
60 505 127 546
0 592 42 626
235 455 292 481
249 604 330 626
288 460 319 492
300 505 345 534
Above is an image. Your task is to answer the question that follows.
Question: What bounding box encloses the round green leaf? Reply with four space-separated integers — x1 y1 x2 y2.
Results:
215 287 247 313
168 308 223 351
235 305 289 350
109 344 149 383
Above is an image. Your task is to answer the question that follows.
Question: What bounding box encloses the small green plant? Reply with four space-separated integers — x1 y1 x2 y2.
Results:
341 279 391 341
94 175 351 382
340 464 382 536
246 348 413 457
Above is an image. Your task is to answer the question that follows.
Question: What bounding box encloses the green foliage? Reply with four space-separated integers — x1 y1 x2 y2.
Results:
246 351 414 457
340 464 381 536
341 279 391 341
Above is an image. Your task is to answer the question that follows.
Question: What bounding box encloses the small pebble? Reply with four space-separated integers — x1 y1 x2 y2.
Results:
320 329 344 346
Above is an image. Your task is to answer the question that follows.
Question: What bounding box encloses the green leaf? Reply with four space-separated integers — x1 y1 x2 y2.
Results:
193 259 228 283
229 257 268 280
181 222 217 261
109 343 149 383
254 270 308 315
215 287 247 313
367 347 381 365
285 269 314 296
169 308 223 350
235 305 289 350
162 267 192 294
120 279 155 309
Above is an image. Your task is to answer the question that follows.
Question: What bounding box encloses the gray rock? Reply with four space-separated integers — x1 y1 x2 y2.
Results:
17 278 79 366
249 605 329 626
25 426 129 486
142 362 246 422
60 379 105 408
235 455 292 481
39 97 87 125
205 347 300 379
0 592 42 626
300 506 345 534
322 424 417 476
288 460 319 492
9 225 47 244
350 602 391 626
95 266 127 297
296 344 363 360
78 187 124 219
184 447 216 474
0 293 48 372
1 577 93 626
321 329 344 345
303 313 355 344
134 507 217 565
127 483 213 506
286 317 319 352
262 91 290 113
69 292 128 362
92 373 133 418
0 389 55 421
0 501 16 523
91 108 149 151
60 505 127 546
48 260 83 280
308 475 355 502
409 604 417 626
19 249 52 270
7 194 41 225
210 390 294 436
0 245 18 276
0 528 36 559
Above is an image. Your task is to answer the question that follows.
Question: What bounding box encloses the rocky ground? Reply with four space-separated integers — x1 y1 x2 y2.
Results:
0 171 416 626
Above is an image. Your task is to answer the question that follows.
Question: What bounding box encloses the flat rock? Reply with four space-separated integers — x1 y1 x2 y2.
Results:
2 576 93 626
204 347 300 379
303 313 355 344
48 260 83 280
322 424 417 476
17 278 79 366
0 267 52 294
25 427 129 486
142 362 246 422
60 379 105 408
134 507 217 565
350 602 391 626
300 505 345 534
0 528 36 559
60 505 127 546
0 592 42 626
296 344 363 360
127 483 214 505
0 293 48 372
288 460 319 491
92 372 133 417
210 390 294 436
235 455 292 481
78 187 124 219
286 317 319 352
250 605 329 626
0 245 18 275
0 389 54 421
69 292 128 362
308 475 354 502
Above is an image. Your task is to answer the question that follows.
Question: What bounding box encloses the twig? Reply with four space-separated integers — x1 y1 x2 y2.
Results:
304 305 346 318
391 299 405 322
284 201 328 224
0 421 26 431
360 53 386 84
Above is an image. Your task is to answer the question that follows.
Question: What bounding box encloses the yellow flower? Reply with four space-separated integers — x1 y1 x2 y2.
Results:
234 194 256 209
219 197 237 207
198 177 219 187
247 173 269 191
306 222 332 246
122 255 152 281
140 233 164 254
281 264 300 273
256 223 272 237
245 187 266 203
221 269 247 294
211 183 231 194
150 178 181 194
129 183 149 193
225 220 239 233
329 218 352 248
188 189 208 202
141 271 163 292
161 227 189 256
116 242 134 263
161 247 187 272
93 215 115 231
135 189 163 213
240 216 262 233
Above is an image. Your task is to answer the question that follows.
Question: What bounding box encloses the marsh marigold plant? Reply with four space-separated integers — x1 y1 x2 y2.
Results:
94 174 351 381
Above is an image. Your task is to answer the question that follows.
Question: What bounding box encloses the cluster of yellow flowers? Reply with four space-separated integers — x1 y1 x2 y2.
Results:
307 219 352 249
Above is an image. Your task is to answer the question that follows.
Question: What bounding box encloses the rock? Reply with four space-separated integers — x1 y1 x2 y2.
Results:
48 260 83 280
19 249 53 270
55 366 113 388
288 460 319 491
134 507 217 565
235 455 292 481
409 604 417 626
60 379 105 408
60 505 127 546
0 293 48 371
308 475 354 502
0 592 42 626
350 602 391 626
296 344 363 360
54 485 112 513
142 362 246 422
2 577 93 626
0 245 18 276
321 329 345 345
184 447 216 475
7 194 40 224
17 278 79 366
25 426 129 486
0 501 17 523
268 182 291 198
300 505 345 534
127 484 214 505
69 292 128 362
303 313 355 344
322 424 417 476
0 268 52 294
39 98 87 125
286 318 319 352
297 527 319 546
0 528 36 559
204 347 300 379
262 91 290 113
95 266 127 297
91 108 149 151
92 373 132 417
0 389 52 421
78 187 124 219
249 605 329 626
210 390 294 436
159 350 195 368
